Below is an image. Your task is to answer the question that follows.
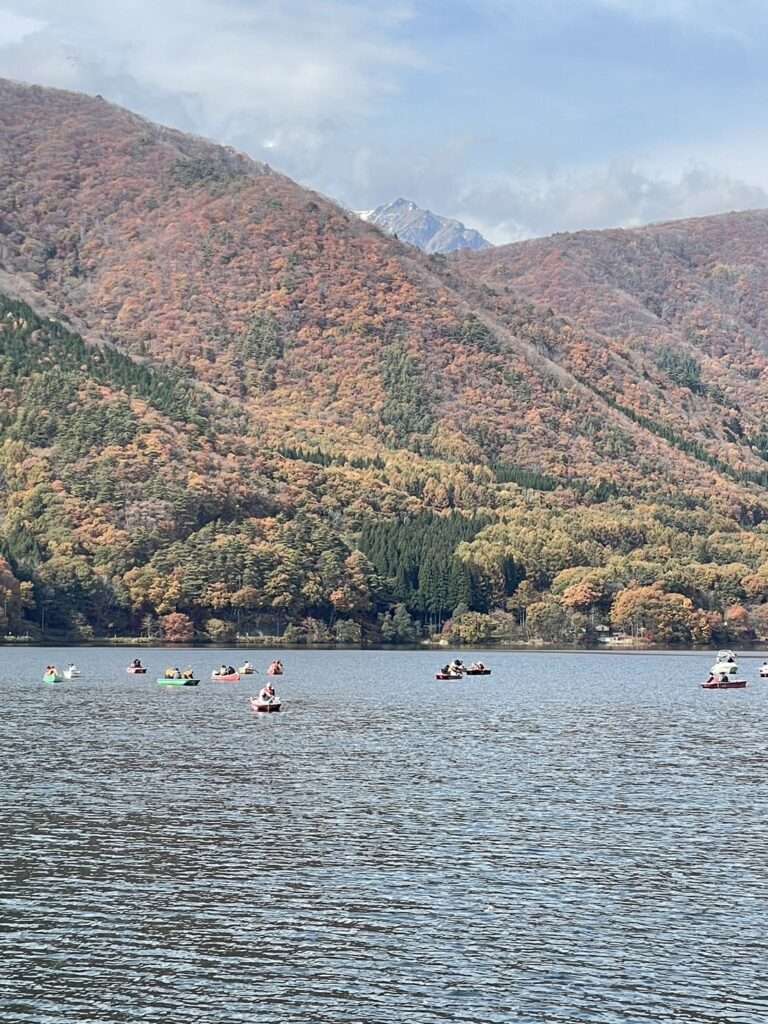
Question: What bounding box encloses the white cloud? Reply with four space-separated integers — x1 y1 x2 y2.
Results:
0 1 421 148
454 163 768 243
0 8 41 44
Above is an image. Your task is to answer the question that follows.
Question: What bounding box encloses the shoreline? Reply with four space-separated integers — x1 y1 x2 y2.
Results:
6 639 768 657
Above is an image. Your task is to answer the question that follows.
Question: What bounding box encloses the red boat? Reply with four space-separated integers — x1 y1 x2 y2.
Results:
212 672 241 682
126 666 147 675
701 679 747 690
250 698 281 713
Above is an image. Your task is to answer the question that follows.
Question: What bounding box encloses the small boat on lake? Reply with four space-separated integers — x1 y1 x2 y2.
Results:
212 671 240 682
157 677 199 686
238 662 255 675
250 697 281 713
127 660 147 675
702 651 746 689
63 665 81 680
465 662 491 676
267 660 284 676
436 659 465 680
43 669 62 684
711 650 738 676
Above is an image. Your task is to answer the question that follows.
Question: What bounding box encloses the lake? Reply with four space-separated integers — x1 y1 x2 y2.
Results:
2 647 767 1023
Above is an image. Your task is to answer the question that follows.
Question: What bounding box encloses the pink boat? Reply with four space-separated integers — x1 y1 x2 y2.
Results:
212 672 240 682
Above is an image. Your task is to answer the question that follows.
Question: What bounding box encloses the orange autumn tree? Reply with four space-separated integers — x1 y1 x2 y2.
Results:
160 612 195 643
610 585 696 644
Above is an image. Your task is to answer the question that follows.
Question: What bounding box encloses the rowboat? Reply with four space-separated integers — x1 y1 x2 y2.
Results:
435 672 463 680
157 677 199 686
127 666 147 675
212 672 240 682
43 671 62 684
250 698 281 713
701 679 747 690
465 669 491 676
238 665 255 675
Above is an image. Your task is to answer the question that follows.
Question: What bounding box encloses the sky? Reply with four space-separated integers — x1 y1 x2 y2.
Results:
1 0 768 243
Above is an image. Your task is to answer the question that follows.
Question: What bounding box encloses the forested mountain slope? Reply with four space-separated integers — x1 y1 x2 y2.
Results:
3 77 768 644
454 211 768 488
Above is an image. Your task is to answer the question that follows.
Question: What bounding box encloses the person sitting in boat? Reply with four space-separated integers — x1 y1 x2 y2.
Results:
215 664 228 676
241 660 253 672
182 667 194 679
172 667 182 678
259 682 277 703
131 658 143 669
164 667 174 678
452 658 464 669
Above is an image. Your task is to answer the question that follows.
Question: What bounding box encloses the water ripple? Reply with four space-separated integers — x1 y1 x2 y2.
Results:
1 648 767 1022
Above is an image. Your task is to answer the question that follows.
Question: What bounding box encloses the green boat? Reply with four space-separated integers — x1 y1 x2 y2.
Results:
157 677 199 686
43 672 62 684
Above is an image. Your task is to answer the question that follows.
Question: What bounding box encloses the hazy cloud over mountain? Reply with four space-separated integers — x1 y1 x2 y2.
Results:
2 0 768 242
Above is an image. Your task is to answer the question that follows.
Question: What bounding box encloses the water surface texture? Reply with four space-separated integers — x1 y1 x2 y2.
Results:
2 648 767 1023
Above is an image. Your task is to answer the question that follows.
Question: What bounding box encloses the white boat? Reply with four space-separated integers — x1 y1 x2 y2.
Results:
63 665 81 679
710 650 738 677
759 663 768 679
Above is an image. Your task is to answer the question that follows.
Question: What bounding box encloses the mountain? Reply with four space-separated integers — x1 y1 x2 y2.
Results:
3 77 768 646
359 198 492 254
453 209 768 486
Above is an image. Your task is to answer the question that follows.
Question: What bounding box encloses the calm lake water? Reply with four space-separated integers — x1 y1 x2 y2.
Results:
2 647 767 1023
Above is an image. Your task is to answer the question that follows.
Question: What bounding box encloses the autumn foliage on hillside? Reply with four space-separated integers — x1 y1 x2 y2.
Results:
4 78 768 643
0 76 749 497
455 210 768 485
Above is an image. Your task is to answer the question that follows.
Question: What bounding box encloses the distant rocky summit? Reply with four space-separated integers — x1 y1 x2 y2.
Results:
359 198 492 254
